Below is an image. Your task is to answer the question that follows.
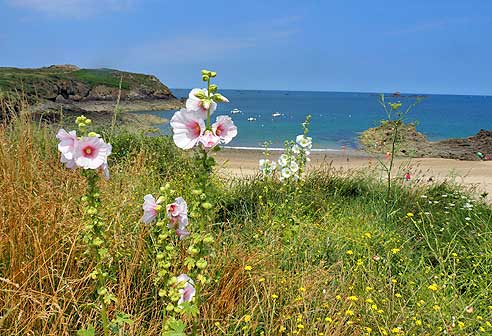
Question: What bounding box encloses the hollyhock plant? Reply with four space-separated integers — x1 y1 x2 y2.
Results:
142 194 162 224
57 116 114 336
296 134 313 148
199 130 221 149
259 158 276 176
176 274 196 306
186 88 217 118
74 136 112 170
170 109 206 150
213 116 237 144
56 129 77 159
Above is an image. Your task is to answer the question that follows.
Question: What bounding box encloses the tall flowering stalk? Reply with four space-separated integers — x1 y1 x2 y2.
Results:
170 70 236 229
377 95 420 223
142 70 235 335
258 115 312 182
141 185 214 336
56 116 113 336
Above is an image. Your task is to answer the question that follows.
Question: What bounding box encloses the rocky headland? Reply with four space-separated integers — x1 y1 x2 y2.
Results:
0 65 183 128
359 121 492 161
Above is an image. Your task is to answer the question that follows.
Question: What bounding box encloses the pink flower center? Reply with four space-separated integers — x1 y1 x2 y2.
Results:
216 124 224 136
187 121 202 138
82 145 97 158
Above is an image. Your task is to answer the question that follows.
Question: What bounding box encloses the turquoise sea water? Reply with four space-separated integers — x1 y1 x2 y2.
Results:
145 89 492 150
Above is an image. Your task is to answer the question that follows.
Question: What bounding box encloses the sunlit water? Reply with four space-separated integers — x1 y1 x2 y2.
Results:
142 89 492 150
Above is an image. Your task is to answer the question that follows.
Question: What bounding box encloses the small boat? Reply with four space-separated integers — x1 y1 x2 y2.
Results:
272 112 282 117
231 108 242 114
247 117 256 122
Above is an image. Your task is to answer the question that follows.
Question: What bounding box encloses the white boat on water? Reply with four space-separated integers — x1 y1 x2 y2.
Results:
272 112 282 117
247 117 257 122
231 108 242 114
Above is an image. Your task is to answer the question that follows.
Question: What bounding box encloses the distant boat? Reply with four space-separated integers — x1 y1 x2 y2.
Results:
247 117 256 122
231 108 242 114
272 112 282 117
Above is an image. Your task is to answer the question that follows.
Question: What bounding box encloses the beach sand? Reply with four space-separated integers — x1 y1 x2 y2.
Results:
215 148 492 202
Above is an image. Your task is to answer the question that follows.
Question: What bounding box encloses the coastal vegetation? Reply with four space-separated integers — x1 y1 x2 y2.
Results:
1 71 492 336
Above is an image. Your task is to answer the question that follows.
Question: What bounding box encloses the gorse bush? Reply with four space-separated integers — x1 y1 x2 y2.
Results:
1 72 492 335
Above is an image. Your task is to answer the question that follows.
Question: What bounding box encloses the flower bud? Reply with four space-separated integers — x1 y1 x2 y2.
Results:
194 90 207 99
168 276 178 285
209 84 218 93
192 189 202 195
212 93 229 103
201 69 210 75
210 71 217 77
202 75 209 82
157 196 166 203
155 205 162 211
203 235 214 244
188 246 199 255
202 99 211 110
196 258 208 269
87 207 97 215
78 123 87 129
197 274 207 284
84 119 92 125
201 202 212 209
158 289 166 297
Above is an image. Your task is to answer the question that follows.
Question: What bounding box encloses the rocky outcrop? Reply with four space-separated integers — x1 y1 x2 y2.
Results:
0 65 183 115
359 122 492 161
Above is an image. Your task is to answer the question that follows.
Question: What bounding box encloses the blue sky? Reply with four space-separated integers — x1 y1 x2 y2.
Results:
1 0 491 95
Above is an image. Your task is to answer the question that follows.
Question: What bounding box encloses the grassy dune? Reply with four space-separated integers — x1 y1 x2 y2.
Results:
1 114 492 335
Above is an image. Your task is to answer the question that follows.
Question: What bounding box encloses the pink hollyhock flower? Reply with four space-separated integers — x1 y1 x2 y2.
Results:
213 116 237 144
186 88 217 118
142 194 161 224
170 109 205 150
199 130 221 149
177 274 195 305
167 197 188 227
73 136 112 170
56 128 77 160
60 154 77 169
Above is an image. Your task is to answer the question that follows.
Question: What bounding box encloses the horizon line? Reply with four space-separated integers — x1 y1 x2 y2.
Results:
171 87 492 98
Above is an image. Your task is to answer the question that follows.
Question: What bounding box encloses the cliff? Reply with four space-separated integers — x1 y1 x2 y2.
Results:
0 65 183 114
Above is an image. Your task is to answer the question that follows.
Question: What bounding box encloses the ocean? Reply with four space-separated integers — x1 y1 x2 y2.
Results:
145 89 492 150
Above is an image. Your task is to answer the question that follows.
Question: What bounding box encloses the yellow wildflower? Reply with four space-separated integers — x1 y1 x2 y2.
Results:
346 250 354 255
244 265 252 271
244 315 251 323
348 295 358 302
345 309 354 316
428 283 438 291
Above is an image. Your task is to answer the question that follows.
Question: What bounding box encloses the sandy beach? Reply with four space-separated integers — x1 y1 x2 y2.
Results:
215 148 492 201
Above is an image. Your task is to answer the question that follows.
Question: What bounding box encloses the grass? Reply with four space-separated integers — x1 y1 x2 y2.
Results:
1 111 492 335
